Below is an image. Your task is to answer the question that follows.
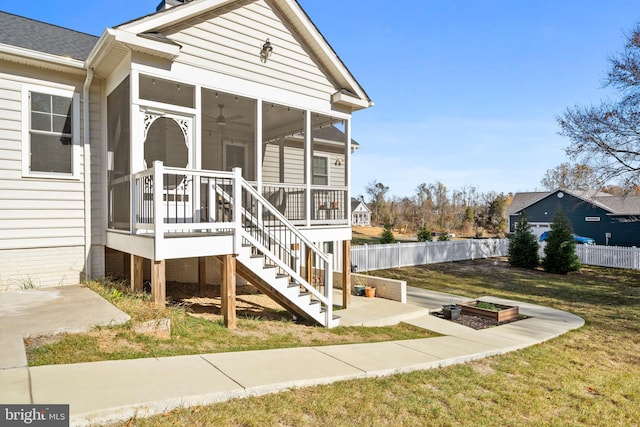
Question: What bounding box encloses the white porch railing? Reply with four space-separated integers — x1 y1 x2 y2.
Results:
239 179 334 325
126 162 334 326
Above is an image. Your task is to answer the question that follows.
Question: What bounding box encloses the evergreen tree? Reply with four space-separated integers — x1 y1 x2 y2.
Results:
438 232 450 241
542 210 581 274
508 215 539 269
416 226 432 242
380 223 395 244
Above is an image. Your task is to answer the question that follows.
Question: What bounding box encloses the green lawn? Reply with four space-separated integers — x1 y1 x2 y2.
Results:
116 259 640 427
26 280 435 366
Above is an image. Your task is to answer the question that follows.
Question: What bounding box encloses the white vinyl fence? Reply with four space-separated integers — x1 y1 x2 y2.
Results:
539 243 640 270
350 239 640 273
351 239 509 272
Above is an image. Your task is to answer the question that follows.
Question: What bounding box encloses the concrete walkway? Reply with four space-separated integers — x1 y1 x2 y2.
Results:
0 286 584 427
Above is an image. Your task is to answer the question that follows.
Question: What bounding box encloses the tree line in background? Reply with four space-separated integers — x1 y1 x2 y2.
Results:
359 180 511 238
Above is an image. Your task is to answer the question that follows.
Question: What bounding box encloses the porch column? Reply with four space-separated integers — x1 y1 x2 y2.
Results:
130 254 144 292
304 110 311 226
151 259 166 308
342 240 351 308
198 257 207 293
219 254 237 329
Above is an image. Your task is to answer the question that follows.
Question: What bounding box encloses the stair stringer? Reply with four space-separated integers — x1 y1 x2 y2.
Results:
235 239 339 327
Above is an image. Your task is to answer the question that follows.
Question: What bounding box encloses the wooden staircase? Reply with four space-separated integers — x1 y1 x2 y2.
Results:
233 176 339 328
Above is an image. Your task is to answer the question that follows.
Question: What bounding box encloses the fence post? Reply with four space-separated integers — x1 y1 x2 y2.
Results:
397 242 402 268
364 243 369 272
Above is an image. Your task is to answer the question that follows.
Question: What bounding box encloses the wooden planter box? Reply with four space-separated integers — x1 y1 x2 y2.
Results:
459 300 519 323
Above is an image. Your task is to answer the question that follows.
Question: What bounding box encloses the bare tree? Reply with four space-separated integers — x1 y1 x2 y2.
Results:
365 180 389 225
558 24 640 189
540 163 598 190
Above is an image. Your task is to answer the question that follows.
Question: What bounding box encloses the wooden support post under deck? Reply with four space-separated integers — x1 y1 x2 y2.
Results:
198 257 207 293
151 260 166 308
305 247 313 286
218 254 237 329
342 240 351 308
130 254 143 292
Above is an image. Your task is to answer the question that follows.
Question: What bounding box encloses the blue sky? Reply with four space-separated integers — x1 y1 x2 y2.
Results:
4 0 639 198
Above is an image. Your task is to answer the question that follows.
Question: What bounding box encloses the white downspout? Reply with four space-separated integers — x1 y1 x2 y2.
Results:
83 68 94 279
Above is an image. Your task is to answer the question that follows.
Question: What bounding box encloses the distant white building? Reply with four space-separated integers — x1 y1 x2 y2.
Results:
351 198 371 226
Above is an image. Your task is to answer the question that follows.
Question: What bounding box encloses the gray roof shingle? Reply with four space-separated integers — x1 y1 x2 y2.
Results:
508 189 640 216
0 11 98 61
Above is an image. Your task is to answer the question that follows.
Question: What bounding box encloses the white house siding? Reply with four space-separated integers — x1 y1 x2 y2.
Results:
0 65 87 288
162 0 337 102
262 143 344 185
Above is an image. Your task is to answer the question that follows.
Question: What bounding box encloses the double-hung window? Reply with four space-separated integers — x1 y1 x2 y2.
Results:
23 86 79 178
312 155 329 185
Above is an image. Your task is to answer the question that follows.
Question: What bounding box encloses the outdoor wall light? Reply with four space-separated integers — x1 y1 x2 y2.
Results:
260 38 273 63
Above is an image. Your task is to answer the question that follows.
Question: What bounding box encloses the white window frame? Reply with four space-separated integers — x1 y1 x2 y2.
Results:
312 154 330 186
21 84 81 179
223 140 248 172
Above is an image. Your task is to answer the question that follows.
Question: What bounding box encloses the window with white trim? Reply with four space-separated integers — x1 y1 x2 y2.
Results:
23 86 79 178
312 155 328 185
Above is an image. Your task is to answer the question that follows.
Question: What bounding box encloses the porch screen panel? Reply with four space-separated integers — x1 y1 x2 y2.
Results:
201 89 256 180
107 77 131 231
262 102 305 220
311 114 348 221
139 75 194 108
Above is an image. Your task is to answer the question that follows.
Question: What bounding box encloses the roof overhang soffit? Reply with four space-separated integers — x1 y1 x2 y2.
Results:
86 28 181 75
0 43 86 75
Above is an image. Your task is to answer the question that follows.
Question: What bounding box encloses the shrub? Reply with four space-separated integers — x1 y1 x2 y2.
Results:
380 224 395 244
508 215 539 269
416 226 432 242
542 210 581 274
438 232 450 241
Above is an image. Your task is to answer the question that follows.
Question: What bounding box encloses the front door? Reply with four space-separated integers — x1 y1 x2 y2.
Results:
143 111 194 223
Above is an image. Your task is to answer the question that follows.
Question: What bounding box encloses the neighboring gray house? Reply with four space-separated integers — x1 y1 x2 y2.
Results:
508 189 640 247
351 198 371 226
0 0 373 327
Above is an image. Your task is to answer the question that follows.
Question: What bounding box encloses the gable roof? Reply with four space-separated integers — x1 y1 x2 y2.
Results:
351 198 370 213
114 0 372 110
508 188 640 216
0 11 98 61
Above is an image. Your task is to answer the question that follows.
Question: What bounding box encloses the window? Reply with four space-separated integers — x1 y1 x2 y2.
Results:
223 141 247 171
312 155 328 185
23 86 79 177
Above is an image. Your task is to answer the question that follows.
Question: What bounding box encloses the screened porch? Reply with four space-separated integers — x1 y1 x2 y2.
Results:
107 73 353 233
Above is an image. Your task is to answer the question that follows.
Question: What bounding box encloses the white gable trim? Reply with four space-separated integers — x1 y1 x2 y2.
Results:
118 0 237 33
117 0 371 109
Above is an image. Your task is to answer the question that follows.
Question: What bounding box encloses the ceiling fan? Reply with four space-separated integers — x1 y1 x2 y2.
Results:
214 104 248 127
